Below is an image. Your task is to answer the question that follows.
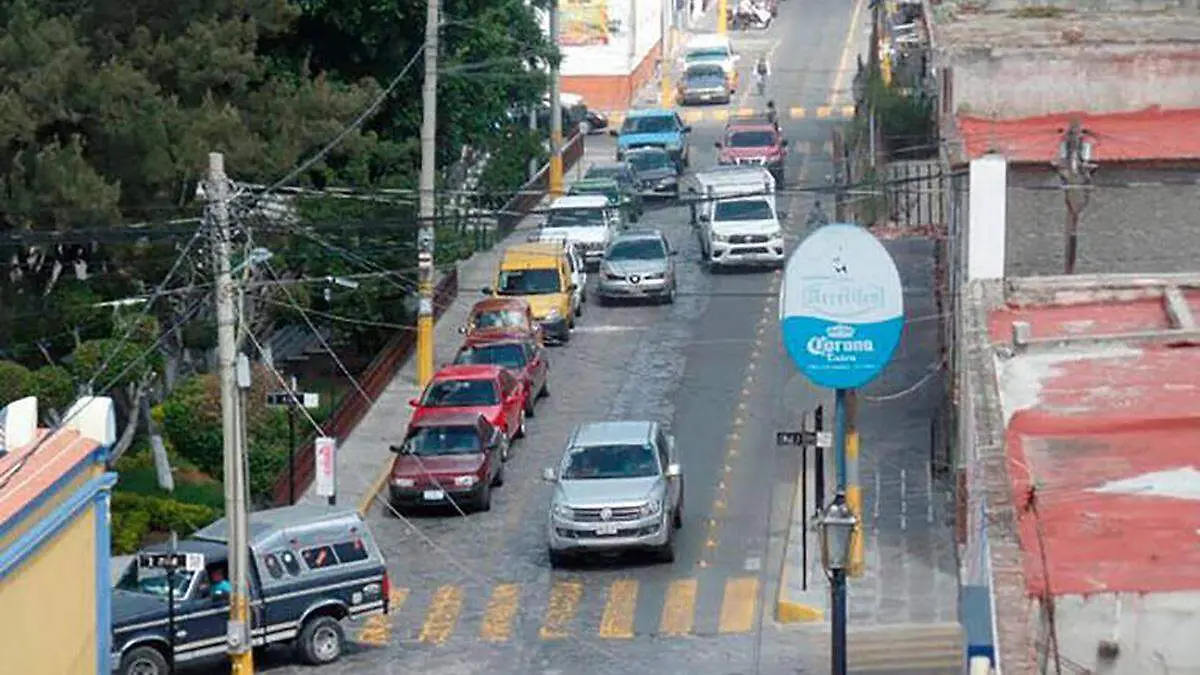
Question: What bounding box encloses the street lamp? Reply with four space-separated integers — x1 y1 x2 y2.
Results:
819 491 857 675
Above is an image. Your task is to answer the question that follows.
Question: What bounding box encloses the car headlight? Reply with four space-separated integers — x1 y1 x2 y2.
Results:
658 177 676 186
712 232 729 242
666 141 681 150
553 503 573 519
544 308 562 321
393 478 415 488
639 499 663 517
645 273 665 280
769 229 784 240
454 475 477 487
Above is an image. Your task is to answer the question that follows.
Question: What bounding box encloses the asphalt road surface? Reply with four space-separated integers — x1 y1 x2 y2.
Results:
260 1 864 673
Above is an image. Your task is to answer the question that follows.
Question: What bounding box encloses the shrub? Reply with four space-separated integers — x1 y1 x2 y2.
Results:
110 493 218 554
0 361 33 405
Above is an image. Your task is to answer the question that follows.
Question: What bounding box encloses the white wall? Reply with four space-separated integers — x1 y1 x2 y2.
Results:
1052 592 1200 675
544 0 664 77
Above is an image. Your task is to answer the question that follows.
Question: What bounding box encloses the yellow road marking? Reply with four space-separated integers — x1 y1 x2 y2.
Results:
418 585 464 644
718 577 760 634
659 579 698 635
539 580 583 639
682 110 703 123
713 109 730 121
789 107 806 119
356 588 409 646
816 106 833 119
480 583 521 642
841 105 856 118
830 0 870 107
598 579 639 639
735 107 755 116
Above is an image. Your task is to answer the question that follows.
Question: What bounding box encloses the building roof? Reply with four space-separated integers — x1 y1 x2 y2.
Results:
988 290 1200 597
957 107 1200 163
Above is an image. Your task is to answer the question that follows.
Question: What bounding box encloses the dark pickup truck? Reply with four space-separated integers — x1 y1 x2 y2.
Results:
110 505 391 674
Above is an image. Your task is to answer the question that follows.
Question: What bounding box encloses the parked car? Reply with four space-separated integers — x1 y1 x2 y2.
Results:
542 420 684 567
536 194 625 269
453 331 550 415
610 109 692 168
388 412 508 512
568 176 643 223
585 161 643 210
677 62 733 105
485 242 581 343
111 506 389 675
595 229 678 305
408 364 528 441
680 34 739 93
460 297 544 344
624 147 681 197
714 113 789 183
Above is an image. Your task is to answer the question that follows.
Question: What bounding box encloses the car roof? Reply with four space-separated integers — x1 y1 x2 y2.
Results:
140 538 228 563
471 297 530 313
687 34 731 47
504 241 565 257
625 146 669 155
570 177 620 187
193 504 365 552
408 410 487 429
551 194 610 209
626 108 675 119
432 364 506 380
570 420 656 447
587 162 630 172
726 116 777 132
613 228 665 241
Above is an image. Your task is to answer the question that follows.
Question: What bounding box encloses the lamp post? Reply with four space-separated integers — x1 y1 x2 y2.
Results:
819 491 857 675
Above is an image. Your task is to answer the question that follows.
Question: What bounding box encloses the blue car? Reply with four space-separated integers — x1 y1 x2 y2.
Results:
610 109 692 169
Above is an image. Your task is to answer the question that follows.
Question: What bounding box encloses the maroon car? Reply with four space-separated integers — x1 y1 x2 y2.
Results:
388 412 508 512
714 114 788 183
452 331 549 416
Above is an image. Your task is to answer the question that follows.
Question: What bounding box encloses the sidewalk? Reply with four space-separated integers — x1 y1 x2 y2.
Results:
298 143 609 515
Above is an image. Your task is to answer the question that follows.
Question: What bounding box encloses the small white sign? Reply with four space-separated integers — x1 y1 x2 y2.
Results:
302 393 320 409
315 436 337 498
816 431 833 449
184 553 205 573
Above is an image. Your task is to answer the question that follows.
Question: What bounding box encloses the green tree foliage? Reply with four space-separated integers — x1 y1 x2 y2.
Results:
111 492 218 554
0 360 75 420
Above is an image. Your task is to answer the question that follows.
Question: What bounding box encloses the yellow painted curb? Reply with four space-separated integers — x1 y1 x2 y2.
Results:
358 460 393 516
777 599 825 623
774 454 826 624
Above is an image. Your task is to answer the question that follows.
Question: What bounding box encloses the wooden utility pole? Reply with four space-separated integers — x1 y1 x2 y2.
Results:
549 0 564 197
1055 119 1095 275
416 0 440 386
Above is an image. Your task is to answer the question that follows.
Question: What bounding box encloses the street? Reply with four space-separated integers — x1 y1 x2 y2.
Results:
265 0 877 672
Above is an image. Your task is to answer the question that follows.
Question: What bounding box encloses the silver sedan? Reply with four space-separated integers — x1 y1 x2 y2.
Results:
594 229 678 305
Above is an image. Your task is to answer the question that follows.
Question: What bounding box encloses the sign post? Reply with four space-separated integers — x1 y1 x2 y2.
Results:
266 379 321 505
138 535 203 675
314 436 337 505
779 222 904 675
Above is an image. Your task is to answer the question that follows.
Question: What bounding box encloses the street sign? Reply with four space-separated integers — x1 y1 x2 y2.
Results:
315 436 337 498
138 552 204 572
776 430 833 448
267 391 320 409
779 223 904 389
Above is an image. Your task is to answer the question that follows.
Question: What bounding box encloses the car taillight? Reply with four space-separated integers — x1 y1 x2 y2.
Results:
382 570 392 613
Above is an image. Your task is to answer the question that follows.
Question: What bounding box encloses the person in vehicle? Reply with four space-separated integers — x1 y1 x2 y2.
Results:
209 566 232 596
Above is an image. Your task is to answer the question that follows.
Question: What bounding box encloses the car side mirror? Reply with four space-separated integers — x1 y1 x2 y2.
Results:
542 467 557 482
212 587 230 603
481 287 493 295
781 139 788 147
568 284 578 292
457 326 467 334
683 125 693 133
698 214 711 224
608 128 618 136
665 463 682 478
408 398 419 407
389 444 405 454
713 141 722 148
670 249 679 256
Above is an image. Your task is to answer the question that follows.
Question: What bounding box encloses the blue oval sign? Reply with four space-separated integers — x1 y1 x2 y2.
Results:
779 223 904 389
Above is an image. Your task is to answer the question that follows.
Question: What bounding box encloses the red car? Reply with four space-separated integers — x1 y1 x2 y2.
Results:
388 412 508 511
714 114 788 183
408 364 528 442
452 331 550 417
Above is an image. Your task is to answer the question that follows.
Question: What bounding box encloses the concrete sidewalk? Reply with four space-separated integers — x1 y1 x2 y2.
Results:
297 143 609 516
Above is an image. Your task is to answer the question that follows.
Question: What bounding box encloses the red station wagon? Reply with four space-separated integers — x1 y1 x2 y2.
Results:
452 332 549 416
388 412 508 511
408 364 529 442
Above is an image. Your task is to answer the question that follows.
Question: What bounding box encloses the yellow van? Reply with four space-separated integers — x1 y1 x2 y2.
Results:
485 242 578 344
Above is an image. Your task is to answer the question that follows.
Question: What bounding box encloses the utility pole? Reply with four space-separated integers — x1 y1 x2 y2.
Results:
660 0 674 106
845 390 864 577
1055 119 1095 275
207 152 253 674
718 0 728 33
548 0 565 197
416 0 440 387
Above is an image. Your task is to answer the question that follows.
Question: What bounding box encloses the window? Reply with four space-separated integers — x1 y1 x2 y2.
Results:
473 309 526 330
499 371 518 396
280 550 302 576
562 444 661 480
402 425 483 456
655 429 670 470
621 115 678 134
714 199 774 222
455 343 527 369
421 378 499 406
627 151 671 171
497 268 562 295
302 545 337 569
116 562 194 599
262 553 284 579
545 208 607 228
727 131 776 148
607 239 667 261
333 540 369 564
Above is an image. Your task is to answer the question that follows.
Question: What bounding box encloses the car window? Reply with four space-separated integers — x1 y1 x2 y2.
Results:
301 545 337 569
686 65 726 80
655 429 670 468
261 553 284 579
608 238 667 261
728 131 776 148
279 550 302 575
561 444 661 480
116 562 195 599
473 308 527 330
333 539 369 564
546 207 607 228
497 268 562 295
621 115 678 134
422 378 499 406
456 343 528 369
403 425 483 456
714 199 774 221
627 151 671 171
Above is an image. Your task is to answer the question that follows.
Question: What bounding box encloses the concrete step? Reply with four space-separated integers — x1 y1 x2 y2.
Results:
809 622 964 672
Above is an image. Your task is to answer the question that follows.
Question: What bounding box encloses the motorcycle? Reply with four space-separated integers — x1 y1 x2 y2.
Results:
728 3 772 29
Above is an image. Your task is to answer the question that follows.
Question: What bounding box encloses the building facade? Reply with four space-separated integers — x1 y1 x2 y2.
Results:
0 395 119 675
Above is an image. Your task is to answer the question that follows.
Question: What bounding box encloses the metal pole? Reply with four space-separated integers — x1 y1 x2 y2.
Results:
660 0 673 106
846 390 863 577
549 0 564 196
287 405 296 505
831 567 848 675
529 106 539 181
166 532 178 675
833 389 848 489
416 0 440 388
814 404 825 511
800 443 808 591
208 152 253 673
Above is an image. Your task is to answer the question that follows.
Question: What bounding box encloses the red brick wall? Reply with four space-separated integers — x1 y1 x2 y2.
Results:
563 42 663 111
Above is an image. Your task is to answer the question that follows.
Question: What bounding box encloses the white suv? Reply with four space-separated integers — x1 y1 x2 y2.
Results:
699 196 785 269
536 194 621 268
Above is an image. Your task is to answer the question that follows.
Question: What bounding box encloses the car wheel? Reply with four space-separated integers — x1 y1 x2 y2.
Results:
477 483 492 511
120 645 169 675
524 391 536 417
298 615 346 665
655 536 676 564
664 285 677 305
516 410 527 438
673 493 684 530
493 462 505 486
575 300 583 317
539 380 550 398
548 549 571 568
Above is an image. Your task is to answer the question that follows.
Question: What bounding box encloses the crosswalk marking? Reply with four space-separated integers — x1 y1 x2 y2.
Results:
816 106 834 119
659 579 698 635
480 583 521 642
356 588 409 646
605 106 855 126
598 579 639 639
418 585 463 644
539 580 584 639
718 577 759 634
789 106 806 119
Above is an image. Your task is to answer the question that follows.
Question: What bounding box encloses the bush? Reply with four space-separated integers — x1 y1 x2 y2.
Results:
110 493 218 554
0 361 33 405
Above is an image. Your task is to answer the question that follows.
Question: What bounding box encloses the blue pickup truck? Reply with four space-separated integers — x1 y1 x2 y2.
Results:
110 505 390 675
611 109 693 170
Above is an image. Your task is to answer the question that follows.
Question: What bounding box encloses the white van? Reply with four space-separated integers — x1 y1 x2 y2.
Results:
690 167 784 270
681 34 739 92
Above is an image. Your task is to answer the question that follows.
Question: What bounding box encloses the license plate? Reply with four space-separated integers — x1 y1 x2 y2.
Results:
701 93 712 99
595 523 619 536
423 490 445 501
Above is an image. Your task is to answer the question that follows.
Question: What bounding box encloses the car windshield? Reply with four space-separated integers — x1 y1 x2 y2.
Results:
472 309 527 330
421 378 498 406
455 343 527 369
497 268 561 295
608 239 666 261
728 131 776 148
404 425 481 456
627 151 671 171
116 563 196 599
714 199 774 221
586 166 627 182
621 116 677 134
545 208 607 228
686 66 725 81
561 444 660 480
571 185 621 203
687 48 729 61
